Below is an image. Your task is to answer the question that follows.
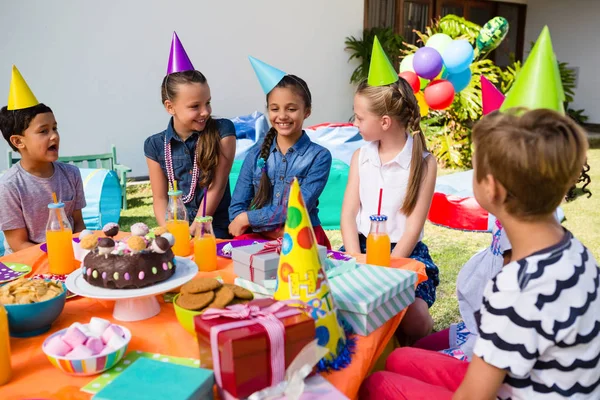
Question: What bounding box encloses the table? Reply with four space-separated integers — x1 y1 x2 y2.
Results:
0 238 426 400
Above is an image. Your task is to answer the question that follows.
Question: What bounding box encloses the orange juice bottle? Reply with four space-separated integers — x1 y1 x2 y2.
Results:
193 216 217 272
366 215 391 267
0 304 11 385
166 189 191 257
46 202 76 274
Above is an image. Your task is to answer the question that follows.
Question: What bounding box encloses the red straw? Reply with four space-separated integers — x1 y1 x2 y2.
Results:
377 188 383 216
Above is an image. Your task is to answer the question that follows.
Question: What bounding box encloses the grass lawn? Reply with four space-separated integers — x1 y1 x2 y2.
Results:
121 148 600 332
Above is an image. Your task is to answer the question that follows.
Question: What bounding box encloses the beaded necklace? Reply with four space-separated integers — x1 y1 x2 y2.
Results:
164 135 199 204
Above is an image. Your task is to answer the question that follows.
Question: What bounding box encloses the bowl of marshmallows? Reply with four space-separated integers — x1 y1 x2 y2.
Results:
42 317 131 376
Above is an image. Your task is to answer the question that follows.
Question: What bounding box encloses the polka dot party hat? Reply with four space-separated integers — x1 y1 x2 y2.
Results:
274 178 346 363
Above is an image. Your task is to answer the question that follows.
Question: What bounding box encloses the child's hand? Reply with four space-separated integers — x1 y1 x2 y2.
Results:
189 221 198 237
229 213 250 237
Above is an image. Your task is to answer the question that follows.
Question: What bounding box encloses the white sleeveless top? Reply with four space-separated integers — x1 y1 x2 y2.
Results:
357 134 428 243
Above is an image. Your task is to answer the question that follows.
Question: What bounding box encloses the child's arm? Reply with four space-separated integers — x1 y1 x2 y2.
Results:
228 151 257 236
72 210 85 233
452 355 506 400
72 169 87 233
392 155 437 258
146 157 169 226
3 229 37 252
340 150 361 254
197 136 236 218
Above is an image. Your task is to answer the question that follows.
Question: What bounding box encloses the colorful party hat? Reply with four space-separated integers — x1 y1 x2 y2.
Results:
500 26 564 114
166 32 195 75
248 56 287 95
480 75 505 115
367 36 399 87
7 65 39 110
274 179 349 368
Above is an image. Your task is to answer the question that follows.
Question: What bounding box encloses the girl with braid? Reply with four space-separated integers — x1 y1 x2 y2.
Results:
228 59 332 248
341 76 439 341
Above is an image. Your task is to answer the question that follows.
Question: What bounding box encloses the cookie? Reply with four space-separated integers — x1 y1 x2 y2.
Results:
181 278 221 294
207 286 235 309
229 298 251 306
224 283 254 300
176 291 215 311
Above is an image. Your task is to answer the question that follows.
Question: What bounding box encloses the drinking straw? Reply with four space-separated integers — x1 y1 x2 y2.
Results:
377 188 383 216
51 192 65 230
173 181 178 222
203 188 207 217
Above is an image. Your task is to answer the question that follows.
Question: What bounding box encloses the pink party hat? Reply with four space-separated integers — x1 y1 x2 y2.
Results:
167 32 195 75
481 75 505 115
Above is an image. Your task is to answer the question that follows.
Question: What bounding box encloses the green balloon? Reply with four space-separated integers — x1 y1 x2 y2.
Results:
426 33 453 53
477 17 509 53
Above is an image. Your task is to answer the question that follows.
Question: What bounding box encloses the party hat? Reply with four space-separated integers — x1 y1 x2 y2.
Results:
500 26 564 114
166 32 195 75
248 56 287 95
367 36 399 87
274 179 347 365
7 65 39 111
480 76 505 115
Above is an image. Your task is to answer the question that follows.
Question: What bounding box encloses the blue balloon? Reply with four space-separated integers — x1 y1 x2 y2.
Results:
447 68 472 92
442 40 474 74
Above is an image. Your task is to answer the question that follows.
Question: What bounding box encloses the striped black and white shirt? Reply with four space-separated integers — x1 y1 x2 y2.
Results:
474 230 600 399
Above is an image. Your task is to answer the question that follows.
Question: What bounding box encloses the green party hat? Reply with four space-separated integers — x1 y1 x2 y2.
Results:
368 36 399 86
500 26 564 114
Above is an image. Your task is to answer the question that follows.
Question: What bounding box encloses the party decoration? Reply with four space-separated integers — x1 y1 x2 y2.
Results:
399 71 420 93
476 17 509 55
166 32 195 75
413 47 443 80
480 76 505 115
500 26 564 113
367 36 399 86
424 80 455 110
447 67 472 93
399 54 415 73
442 40 474 74
274 179 348 369
415 91 429 117
426 33 453 54
249 56 287 95
7 65 39 111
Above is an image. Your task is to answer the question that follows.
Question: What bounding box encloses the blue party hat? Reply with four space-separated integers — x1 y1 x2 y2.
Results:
248 56 287 95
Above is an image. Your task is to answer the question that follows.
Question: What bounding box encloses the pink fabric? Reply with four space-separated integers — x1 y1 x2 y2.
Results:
413 328 450 351
359 348 469 399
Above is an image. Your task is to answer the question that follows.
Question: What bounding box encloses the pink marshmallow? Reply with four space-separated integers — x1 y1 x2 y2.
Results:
65 344 94 359
101 325 124 344
45 335 72 357
62 326 88 348
85 337 104 355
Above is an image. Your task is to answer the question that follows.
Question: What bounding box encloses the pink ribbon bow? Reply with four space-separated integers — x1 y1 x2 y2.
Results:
249 238 283 282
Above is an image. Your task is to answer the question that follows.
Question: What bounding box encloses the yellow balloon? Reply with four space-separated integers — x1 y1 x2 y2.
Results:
415 91 429 117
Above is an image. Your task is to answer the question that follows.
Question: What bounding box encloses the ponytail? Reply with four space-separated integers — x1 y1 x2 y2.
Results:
250 128 278 209
402 104 428 215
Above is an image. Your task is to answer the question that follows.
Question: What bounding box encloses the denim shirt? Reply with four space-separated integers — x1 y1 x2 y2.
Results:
144 118 235 234
229 131 332 232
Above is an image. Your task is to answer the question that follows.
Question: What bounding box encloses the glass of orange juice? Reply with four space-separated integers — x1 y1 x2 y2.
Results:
366 214 391 267
193 216 217 272
46 202 76 274
0 304 11 385
166 189 191 257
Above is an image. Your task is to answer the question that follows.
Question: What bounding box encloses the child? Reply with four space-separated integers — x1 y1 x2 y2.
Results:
360 109 600 400
228 58 332 248
144 33 235 238
0 66 86 254
340 42 439 340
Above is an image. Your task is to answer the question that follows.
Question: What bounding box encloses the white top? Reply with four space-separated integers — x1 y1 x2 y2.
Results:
474 231 600 399
357 134 428 243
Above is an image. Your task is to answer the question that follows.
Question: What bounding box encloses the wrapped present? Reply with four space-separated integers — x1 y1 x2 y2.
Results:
234 277 274 299
329 264 417 336
194 298 316 399
232 240 327 285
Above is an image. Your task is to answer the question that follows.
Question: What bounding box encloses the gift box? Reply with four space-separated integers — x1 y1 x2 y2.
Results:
329 264 417 336
194 298 316 399
232 242 327 285
234 277 274 299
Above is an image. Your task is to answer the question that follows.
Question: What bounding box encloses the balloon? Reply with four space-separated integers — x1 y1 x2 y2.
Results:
447 67 472 92
415 91 429 117
426 33 453 54
420 77 429 90
477 17 509 54
413 47 443 80
442 40 474 74
424 80 455 110
399 71 420 93
399 54 415 73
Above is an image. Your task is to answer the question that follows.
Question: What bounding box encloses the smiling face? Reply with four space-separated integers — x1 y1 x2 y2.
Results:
267 86 310 139
165 81 212 134
11 112 60 162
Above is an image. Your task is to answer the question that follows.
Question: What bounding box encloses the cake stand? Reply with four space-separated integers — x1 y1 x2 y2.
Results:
65 257 198 322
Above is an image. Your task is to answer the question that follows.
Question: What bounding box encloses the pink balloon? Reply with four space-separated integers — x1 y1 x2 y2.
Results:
424 80 455 110
399 71 420 93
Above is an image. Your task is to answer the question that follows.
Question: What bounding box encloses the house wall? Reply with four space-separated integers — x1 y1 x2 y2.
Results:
524 0 600 123
0 0 364 176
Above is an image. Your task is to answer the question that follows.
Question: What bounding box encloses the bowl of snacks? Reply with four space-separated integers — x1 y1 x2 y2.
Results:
173 293 206 335
1 278 66 337
42 317 132 376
